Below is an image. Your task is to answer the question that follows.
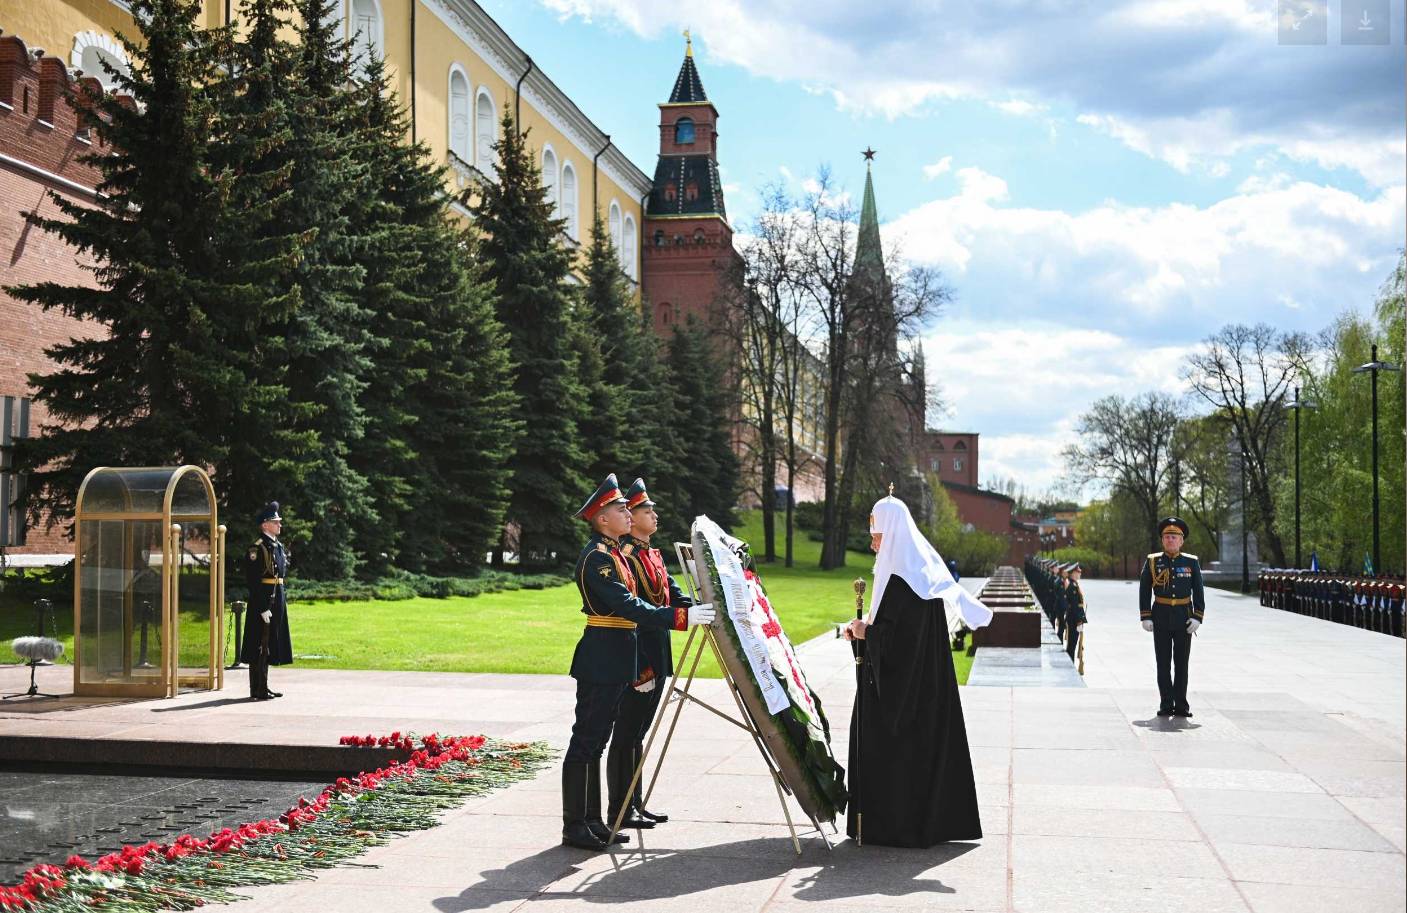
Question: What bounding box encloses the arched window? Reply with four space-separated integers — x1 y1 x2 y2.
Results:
658 303 672 326
71 31 130 90
561 163 578 240
350 0 383 65
542 147 559 218
664 183 677 202
622 215 636 278
608 202 622 256
653 229 665 247
475 89 496 175
685 181 699 202
693 228 706 245
674 117 695 144
448 67 470 162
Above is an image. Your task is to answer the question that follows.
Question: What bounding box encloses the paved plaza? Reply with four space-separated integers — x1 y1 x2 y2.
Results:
1 578 1403 912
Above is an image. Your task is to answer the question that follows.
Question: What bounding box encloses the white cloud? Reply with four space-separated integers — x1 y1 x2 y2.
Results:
991 99 1047 117
888 167 1404 318
922 156 952 180
537 0 1403 186
923 322 1198 492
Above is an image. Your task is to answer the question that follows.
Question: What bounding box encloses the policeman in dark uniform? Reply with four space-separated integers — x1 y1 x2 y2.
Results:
563 474 716 852
605 478 693 831
1138 517 1205 718
1064 562 1087 662
241 501 293 701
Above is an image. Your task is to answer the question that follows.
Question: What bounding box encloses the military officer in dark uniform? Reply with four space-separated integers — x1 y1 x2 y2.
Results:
562 474 716 852
606 478 693 831
1138 517 1205 718
241 501 293 701
1064 562 1087 662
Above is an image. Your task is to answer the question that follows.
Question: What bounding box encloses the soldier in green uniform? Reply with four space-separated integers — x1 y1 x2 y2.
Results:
606 478 693 831
1138 517 1205 718
1064 562 1087 662
562 474 716 852
240 501 292 701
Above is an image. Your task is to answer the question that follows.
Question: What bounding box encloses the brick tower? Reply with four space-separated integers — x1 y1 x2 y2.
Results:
641 33 737 336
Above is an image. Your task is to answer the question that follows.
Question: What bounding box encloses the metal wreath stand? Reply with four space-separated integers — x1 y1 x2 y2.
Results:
606 541 838 858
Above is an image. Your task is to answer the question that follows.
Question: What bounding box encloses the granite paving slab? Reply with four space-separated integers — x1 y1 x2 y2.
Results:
0 575 1401 912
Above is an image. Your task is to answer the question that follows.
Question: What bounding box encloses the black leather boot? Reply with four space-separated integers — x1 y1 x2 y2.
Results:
586 759 629 844
607 740 655 830
632 744 668 824
561 762 609 851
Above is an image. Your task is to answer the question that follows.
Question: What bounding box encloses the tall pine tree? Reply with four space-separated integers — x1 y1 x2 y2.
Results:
344 57 518 572
8 0 284 533
471 109 588 566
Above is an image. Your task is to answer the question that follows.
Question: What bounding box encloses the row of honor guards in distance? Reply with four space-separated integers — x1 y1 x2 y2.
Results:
1025 556 1088 667
1258 569 1405 637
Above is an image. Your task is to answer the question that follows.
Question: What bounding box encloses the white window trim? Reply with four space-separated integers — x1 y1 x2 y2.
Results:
622 213 637 280
474 86 497 176
541 143 560 219
70 30 130 87
349 0 385 65
561 161 579 242
608 200 623 260
447 63 471 162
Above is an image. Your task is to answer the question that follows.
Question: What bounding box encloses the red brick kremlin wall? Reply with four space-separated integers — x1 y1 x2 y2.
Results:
0 35 108 557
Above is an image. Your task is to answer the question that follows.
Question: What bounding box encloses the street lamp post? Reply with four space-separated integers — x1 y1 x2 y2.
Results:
1285 387 1317 569
1239 442 1250 594
1352 345 1401 575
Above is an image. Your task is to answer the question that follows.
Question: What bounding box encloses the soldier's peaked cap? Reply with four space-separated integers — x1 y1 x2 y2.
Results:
625 478 655 510
1159 516 1189 538
256 501 282 524
576 474 627 521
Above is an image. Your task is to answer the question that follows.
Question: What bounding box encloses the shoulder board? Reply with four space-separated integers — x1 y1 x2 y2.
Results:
1182 552 1198 560
1147 552 1161 561
594 543 608 553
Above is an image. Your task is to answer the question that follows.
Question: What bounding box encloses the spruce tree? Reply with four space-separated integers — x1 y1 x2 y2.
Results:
238 0 374 578
345 58 518 572
208 0 310 545
7 0 281 532
471 109 588 566
658 318 740 534
575 214 657 483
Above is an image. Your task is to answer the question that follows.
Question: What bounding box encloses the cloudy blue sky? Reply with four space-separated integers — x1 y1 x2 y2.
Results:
479 0 1405 499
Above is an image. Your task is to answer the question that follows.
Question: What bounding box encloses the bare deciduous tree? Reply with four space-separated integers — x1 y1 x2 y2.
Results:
1063 392 1184 550
1182 324 1308 566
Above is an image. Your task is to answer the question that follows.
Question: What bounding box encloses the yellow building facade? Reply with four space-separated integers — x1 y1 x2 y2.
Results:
0 0 650 282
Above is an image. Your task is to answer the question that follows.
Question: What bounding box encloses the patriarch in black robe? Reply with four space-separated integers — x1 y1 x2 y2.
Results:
843 495 991 847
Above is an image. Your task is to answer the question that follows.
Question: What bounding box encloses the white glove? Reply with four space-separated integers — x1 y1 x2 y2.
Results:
1186 618 1200 634
261 610 272 623
687 603 716 626
1142 620 1154 633
1077 623 1085 632
633 678 656 693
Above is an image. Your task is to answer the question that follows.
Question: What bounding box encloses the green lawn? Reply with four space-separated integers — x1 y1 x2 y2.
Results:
3 513 973 684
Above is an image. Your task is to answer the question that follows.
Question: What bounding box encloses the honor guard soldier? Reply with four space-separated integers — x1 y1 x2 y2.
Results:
1064 563 1087 662
606 479 693 831
1139 517 1205 718
241 501 293 701
563 475 716 852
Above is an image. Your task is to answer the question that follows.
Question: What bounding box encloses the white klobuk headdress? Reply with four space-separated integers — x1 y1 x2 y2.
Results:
868 495 993 633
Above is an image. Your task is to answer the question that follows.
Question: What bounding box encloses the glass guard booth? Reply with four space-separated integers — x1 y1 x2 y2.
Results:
73 467 226 698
